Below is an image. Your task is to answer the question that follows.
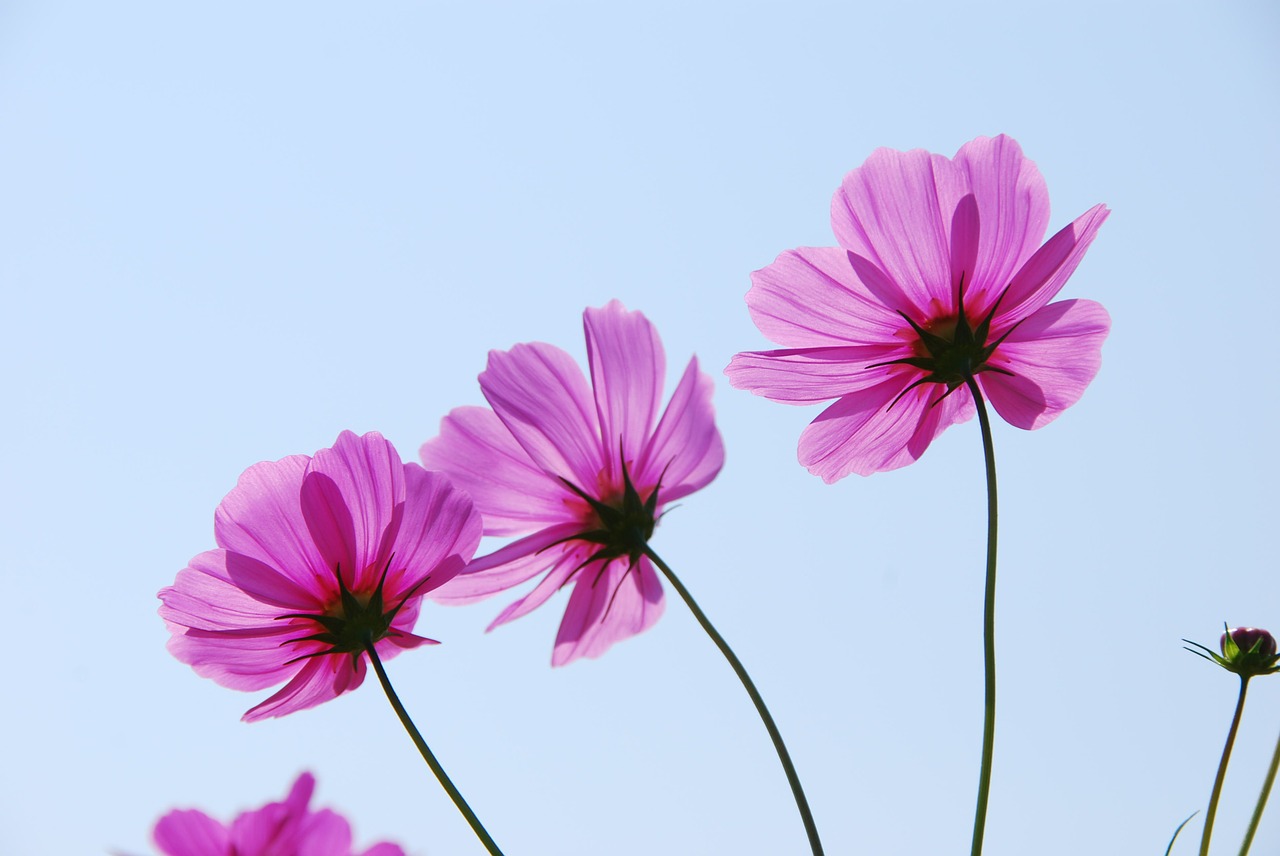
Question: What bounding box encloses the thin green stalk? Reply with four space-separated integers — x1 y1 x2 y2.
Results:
1238 727 1280 855
965 376 999 856
1199 675 1250 856
643 546 824 856
364 642 505 856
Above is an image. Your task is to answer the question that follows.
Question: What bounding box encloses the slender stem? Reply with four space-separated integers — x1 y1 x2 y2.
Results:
643 546 824 856
965 376 999 856
364 642 505 856
1239 726 1280 855
1200 676 1250 856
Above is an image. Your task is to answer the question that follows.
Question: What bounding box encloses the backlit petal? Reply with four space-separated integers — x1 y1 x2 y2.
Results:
639 356 724 502
480 341 601 489
980 298 1110 429
552 557 665 666
421 406 575 535
584 300 665 482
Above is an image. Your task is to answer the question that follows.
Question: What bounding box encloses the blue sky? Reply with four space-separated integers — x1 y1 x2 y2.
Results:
3 2 1278 854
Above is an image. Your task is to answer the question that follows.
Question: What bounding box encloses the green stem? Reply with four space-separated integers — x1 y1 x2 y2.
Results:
1200 675 1250 856
643 546 824 856
364 642 505 856
966 376 999 856
1239 726 1280 855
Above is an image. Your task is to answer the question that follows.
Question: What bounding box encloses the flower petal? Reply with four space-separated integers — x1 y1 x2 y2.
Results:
552 557 665 666
998 203 1109 323
726 344 910 403
480 341 602 490
745 246 902 347
980 298 1110 429
639 356 725 502
421 405 575 536
951 135 1051 298
305 431 407 592
213 453 329 592
360 844 409 856
296 809 355 856
584 300 665 481
163 622 301 691
242 655 363 722
228 772 314 854
386 465 481 600
830 146 968 311
432 523 585 604
487 547 583 630
153 809 230 856
798 376 973 480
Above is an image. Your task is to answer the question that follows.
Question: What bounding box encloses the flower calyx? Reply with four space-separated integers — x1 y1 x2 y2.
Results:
557 450 660 573
277 559 410 665
872 277 1018 408
1184 624 1280 679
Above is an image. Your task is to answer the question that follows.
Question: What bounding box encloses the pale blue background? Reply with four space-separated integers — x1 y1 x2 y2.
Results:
3 2 1278 854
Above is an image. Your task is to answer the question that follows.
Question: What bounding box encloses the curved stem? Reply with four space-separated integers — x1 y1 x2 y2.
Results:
1199 675 1250 856
364 643 505 856
965 376 999 856
643 546 824 856
1238 725 1280 855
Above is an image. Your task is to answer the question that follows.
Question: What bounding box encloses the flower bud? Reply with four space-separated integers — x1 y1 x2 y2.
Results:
1186 625 1280 679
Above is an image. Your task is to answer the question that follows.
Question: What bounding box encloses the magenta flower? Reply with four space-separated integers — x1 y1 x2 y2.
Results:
421 300 724 665
151 772 405 856
726 134 1110 481
160 430 481 721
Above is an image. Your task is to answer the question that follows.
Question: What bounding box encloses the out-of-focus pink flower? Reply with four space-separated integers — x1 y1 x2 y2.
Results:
726 135 1110 482
151 772 405 856
422 301 724 665
160 431 481 721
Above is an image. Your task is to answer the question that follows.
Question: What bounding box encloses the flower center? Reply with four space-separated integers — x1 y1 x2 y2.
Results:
277 560 407 663
557 451 662 573
871 279 1019 408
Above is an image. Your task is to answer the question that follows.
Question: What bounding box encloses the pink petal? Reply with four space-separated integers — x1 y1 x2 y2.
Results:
242 655 363 722
951 135 1051 298
305 431 407 592
639 356 725 502
830 146 969 311
214 453 330 592
228 772 314 854
583 301 665 481
480 341 602 490
798 376 973 480
360 844 409 856
421 406 576 536
295 809 354 856
153 809 230 856
487 547 583 630
164 623 301 691
745 247 902 347
552 557 665 666
386 465 480 600
160 552 303 631
998 203 1109 324
432 522 585 604
726 344 910 403
979 298 1111 429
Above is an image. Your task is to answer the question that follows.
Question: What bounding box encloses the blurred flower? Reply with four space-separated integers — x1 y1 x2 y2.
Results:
726 135 1110 481
151 772 405 856
160 430 481 721
422 300 724 665
1186 625 1280 678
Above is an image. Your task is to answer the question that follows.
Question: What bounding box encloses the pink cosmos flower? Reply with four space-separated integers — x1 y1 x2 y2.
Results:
726 135 1110 481
151 772 405 856
421 300 724 665
159 430 481 721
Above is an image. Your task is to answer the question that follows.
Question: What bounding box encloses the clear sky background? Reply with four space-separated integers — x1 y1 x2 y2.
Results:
3 2 1278 854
